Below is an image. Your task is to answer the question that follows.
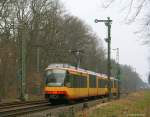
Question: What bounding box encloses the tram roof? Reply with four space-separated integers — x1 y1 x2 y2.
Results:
46 63 116 80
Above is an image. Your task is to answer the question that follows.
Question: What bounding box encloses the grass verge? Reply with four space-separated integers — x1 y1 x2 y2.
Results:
77 90 150 117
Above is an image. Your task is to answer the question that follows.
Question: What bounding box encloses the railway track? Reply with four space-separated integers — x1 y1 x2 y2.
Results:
0 100 53 117
0 95 123 117
0 98 107 117
0 100 47 110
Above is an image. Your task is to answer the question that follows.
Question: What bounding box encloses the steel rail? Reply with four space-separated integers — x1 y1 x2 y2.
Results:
0 103 62 117
0 100 47 109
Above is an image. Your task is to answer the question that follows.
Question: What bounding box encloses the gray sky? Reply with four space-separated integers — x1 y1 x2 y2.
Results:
61 0 149 82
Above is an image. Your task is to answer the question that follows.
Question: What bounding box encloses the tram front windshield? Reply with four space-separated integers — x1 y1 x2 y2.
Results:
45 69 66 86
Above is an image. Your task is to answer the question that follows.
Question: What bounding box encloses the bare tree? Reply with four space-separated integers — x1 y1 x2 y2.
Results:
102 0 150 44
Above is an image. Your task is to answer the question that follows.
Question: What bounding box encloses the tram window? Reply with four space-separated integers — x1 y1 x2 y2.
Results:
70 74 78 88
64 71 71 87
72 75 77 87
69 74 87 88
82 77 87 88
89 75 96 88
103 80 106 87
98 79 107 88
76 77 87 88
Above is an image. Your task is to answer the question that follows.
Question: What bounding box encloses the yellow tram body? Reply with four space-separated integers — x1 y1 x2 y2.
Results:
44 64 118 103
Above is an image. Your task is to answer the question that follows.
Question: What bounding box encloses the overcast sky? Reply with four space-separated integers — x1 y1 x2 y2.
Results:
61 0 149 82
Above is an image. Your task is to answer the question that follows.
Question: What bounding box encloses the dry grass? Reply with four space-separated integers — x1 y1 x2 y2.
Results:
76 90 150 117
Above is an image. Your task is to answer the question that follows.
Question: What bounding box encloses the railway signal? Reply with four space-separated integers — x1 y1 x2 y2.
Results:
95 17 112 100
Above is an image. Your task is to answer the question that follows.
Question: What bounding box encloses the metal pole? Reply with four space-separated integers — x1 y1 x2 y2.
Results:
19 25 27 101
76 50 80 68
148 73 150 85
21 32 26 101
116 48 119 63
70 49 83 68
37 47 40 72
116 48 121 98
95 17 112 100
106 17 112 100
113 48 120 98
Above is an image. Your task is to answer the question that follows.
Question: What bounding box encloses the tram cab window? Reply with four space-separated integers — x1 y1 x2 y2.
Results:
45 69 66 86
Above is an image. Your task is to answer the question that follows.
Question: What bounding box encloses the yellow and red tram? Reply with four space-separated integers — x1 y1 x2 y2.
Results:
44 64 118 103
